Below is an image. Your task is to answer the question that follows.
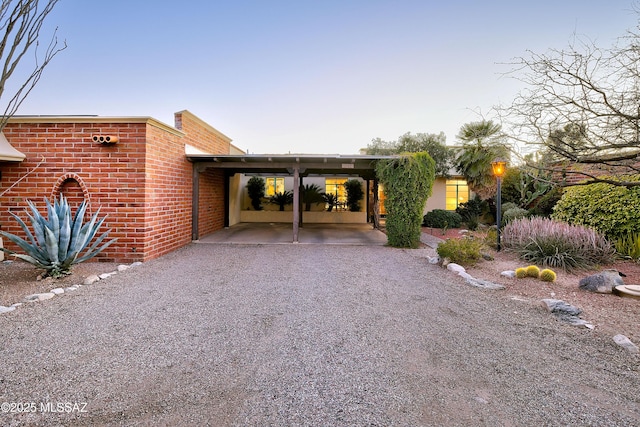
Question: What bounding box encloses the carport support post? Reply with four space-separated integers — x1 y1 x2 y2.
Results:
292 166 300 242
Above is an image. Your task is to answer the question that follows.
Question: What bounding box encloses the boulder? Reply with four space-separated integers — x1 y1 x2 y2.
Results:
578 270 625 294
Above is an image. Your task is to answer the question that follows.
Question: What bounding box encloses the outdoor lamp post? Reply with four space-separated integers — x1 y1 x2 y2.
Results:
491 159 507 251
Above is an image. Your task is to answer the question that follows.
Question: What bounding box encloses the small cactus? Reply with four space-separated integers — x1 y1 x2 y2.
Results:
539 269 557 282
515 267 528 279
526 265 541 278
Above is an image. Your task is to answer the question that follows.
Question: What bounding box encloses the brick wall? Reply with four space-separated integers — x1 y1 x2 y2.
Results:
0 111 232 263
174 111 231 240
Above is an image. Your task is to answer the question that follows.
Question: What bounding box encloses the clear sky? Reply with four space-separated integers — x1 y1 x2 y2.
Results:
10 0 640 154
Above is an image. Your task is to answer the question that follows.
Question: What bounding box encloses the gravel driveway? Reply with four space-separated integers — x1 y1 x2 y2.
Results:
1 243 639 426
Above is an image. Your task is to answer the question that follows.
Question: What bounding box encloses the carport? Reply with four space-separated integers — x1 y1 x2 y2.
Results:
187 154 395 243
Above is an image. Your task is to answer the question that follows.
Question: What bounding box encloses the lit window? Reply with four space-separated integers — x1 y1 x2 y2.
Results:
445 179 469 210
325 178 347 209
265 177 285 196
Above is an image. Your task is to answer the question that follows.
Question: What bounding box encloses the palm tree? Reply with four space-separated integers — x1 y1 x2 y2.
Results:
455 120 509 198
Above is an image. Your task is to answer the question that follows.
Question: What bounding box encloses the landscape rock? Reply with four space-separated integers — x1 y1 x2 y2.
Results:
466 278 505 290
99 272 116 280
50 288 64 295
541 299 591 326
446 263 466 274
613 334 639 354
427 256 440 265
11 303 23 308
83 274 100 285
117 264 130 272
541 299 583 316
0 305 15 314
579 270 625 294
24 292 55 302
130 261 142 267
501 270 516 278
65 286 79 291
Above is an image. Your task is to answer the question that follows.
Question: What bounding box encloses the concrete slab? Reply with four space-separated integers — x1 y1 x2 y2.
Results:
196 222 388 245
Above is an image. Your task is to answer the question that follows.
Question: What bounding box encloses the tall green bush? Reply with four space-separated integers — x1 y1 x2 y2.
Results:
376 152 436 248
551 175 640 238
344 179 364 212
246 176 266 210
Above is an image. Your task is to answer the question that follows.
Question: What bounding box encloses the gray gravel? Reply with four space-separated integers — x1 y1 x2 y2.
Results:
1 243 639 426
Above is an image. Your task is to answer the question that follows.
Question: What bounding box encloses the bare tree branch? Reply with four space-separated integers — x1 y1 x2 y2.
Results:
0 0 65 132
497 20 640 187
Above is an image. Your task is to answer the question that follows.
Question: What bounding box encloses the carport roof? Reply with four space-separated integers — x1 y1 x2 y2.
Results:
187 153 398 179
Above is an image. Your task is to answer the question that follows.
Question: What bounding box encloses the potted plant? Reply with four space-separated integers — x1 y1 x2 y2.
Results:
323 193 338 212
344 179 364 212
269 191 294 211
301 184 324 211
246 176 265 210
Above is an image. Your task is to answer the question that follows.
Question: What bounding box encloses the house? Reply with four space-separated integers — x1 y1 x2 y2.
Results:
0 109 469 262
0 111 235 262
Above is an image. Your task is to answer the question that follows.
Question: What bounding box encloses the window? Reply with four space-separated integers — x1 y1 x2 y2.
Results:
445 179 469 210
265 177 285 196
325 178 347 209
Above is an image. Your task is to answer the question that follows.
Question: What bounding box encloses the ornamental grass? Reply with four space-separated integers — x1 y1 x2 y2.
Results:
502 217 615 272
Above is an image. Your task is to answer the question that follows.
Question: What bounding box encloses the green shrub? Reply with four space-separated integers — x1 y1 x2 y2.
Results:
503 217 615 272
246 176 266 210
500 202 518 214
552 175 640 238
423 209 462 229
614 232 640 260
436 237 484 265
502 207 529 225
484 227 498 249
376 152 436 248
455 197 483 229
344 179 364 212
529 186 562 218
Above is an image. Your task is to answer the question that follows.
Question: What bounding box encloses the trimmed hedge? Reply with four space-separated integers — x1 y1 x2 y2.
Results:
422 209 462 229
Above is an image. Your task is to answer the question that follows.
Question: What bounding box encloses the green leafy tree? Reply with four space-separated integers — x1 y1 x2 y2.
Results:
366 132 454 177
376 152 436 248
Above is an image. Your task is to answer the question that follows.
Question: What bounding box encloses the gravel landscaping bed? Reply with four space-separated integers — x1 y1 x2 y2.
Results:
1 243 639 426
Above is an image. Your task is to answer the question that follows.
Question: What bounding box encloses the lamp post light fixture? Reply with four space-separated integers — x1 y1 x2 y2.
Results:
491 159 507 251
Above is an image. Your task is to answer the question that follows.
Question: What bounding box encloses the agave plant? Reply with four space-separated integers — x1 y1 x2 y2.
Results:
0 195 116 278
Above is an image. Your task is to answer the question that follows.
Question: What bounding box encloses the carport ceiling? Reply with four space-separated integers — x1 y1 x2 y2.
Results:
187 154 397 179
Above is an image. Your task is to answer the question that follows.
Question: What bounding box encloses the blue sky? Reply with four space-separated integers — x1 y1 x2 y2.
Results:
11 0 639 154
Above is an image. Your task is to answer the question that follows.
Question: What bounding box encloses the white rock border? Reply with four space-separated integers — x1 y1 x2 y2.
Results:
0 261 143 315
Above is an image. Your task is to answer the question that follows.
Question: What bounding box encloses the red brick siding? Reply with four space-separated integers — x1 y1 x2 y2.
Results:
1 122 147 263
198 169 225 236
0 112 231 263
175 111 230 238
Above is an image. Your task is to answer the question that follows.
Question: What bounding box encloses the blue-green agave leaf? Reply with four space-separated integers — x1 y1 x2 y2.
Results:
43 225 59 264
